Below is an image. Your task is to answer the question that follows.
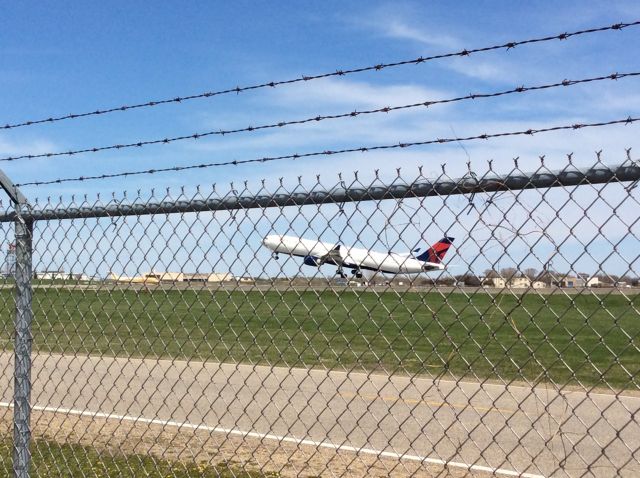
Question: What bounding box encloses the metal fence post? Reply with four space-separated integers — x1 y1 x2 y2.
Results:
0 170 33 478
13 208 32 478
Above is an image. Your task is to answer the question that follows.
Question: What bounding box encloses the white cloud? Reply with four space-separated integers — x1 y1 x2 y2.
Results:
351 3 461 51
594 90 640 112
0 135 58 157
253 77 452 111
445 57 510 82
14 70 637 200
349 6 514 82
185 113 640 189
381 19 461 50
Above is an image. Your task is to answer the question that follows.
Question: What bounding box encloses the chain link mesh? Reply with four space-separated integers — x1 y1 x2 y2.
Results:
0 159 639 477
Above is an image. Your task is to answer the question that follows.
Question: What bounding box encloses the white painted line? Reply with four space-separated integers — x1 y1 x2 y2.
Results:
0 401 545 478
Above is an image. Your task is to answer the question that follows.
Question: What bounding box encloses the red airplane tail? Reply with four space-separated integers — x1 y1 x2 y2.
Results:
416 237 455 263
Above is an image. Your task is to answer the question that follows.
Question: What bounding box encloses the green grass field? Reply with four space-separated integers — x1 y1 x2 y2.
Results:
0 440 266 477
1 288 638 388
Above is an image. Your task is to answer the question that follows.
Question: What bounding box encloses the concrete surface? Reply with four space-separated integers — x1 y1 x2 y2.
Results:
0 352 638 477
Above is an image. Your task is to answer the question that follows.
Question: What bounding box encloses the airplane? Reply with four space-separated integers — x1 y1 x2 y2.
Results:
262 235 454 278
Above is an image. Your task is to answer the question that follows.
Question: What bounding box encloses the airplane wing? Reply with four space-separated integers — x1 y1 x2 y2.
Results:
317 244 344 266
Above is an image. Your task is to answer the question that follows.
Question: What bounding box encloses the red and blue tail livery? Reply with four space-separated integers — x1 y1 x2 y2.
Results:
416 237 455 264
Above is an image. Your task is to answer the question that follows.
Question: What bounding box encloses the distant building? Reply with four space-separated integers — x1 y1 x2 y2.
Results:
236 276 255 284
575 273 599 287
483 277 506 288
182 273 209 283
210 272 233 282
69 273 91 282
509 277 531 288
158 272 184 283
114 271 233 284
480 276 547 289
555 276 585 288
585 276 599 287
142 272 162 282
3 243 16 277
36 269 66 280
149 271 233 283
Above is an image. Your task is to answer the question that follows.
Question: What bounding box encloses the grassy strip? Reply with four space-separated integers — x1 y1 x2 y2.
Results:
0 440 268 477
0 288 638 388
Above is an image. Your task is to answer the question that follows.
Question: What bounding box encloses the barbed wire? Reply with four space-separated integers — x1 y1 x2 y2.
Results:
2 20 638 131
15 116 638 187
2 71 638 164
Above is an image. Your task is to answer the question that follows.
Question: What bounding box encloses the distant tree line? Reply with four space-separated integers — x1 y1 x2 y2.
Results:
263 268 639 287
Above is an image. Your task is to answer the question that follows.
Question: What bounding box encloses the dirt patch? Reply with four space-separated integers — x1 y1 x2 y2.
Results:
0 408 475 477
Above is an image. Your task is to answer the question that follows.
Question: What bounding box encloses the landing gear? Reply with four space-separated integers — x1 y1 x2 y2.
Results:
351 269 363 279
336 267 347 279
272 253 280 260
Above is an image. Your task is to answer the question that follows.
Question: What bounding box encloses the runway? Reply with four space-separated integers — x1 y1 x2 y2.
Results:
0 352 638 477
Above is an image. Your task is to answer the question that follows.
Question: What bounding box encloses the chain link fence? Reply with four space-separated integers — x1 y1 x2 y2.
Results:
0 159 638 477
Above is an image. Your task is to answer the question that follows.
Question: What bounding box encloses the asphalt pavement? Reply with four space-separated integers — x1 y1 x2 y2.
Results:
0 352 638 477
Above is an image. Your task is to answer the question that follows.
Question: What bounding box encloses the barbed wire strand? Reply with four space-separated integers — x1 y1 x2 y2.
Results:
3 71 638 164
2 20 639 131
15 116 638 187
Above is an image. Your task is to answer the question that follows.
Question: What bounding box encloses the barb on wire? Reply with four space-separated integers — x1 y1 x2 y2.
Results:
2 20 639 131
2 71 639 164
15 115 639 187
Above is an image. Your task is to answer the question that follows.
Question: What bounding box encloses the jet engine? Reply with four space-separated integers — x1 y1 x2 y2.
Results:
303 256 320 267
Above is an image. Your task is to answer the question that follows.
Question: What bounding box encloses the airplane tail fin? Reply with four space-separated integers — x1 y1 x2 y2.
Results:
416 237 454 263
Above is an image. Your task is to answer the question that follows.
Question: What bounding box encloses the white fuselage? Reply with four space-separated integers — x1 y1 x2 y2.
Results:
262 235 444 274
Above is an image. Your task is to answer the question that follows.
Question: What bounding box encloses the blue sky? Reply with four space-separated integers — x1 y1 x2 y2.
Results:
1 0 639 200
1 1 639 278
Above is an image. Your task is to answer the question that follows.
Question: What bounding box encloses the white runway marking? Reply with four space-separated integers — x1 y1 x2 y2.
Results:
0 401 545 478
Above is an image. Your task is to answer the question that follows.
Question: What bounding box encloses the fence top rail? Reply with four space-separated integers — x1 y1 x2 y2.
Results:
0 161 637 222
